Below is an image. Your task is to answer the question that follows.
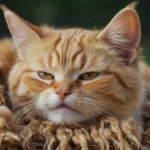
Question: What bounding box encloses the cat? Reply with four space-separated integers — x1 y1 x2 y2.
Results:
0 3 146 125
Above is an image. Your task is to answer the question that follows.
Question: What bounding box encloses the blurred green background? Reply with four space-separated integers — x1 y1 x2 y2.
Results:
0 0 150 63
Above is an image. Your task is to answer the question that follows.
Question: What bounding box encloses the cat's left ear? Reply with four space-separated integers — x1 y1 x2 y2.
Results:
0 5 44 60
97 3 141 64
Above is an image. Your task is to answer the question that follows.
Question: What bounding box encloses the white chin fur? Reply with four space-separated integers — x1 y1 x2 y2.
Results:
46 110 85 125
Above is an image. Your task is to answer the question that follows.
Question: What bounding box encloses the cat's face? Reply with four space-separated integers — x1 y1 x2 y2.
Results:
2 3 143 124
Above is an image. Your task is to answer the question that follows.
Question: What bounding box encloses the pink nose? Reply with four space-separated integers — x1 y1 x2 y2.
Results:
55 87 71 101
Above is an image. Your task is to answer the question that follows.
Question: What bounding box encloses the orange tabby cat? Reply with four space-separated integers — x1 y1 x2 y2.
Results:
0 3 145 125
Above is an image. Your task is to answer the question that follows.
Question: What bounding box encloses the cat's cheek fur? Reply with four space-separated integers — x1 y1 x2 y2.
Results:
37 91 62 110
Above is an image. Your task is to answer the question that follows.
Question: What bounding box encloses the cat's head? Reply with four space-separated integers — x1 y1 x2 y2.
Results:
1 3 143 124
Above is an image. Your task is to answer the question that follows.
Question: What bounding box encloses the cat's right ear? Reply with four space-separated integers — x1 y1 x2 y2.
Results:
96 3 141 64
0 5 43 60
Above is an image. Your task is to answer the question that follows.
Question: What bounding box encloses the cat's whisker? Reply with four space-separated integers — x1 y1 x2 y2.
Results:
76 96 131 119
13 101 35 110
81 104 108 125
80 96 129 110
14 102 36 112
24 108 39 119
75 102 99 126
20 106 42 120
91 101 131 117
15 103 42 119
84 106 101 126
84 103 118 120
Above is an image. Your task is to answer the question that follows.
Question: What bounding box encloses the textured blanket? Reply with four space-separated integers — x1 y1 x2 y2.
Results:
0 85 149 150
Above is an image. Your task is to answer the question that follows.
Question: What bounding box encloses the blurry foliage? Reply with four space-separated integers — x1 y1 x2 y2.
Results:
0 0 150 62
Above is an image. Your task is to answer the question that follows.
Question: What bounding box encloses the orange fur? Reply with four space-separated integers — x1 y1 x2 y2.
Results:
0 39 16 85
0 4 146 125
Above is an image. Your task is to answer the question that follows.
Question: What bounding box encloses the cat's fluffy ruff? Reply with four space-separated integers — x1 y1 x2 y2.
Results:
0 4 144 125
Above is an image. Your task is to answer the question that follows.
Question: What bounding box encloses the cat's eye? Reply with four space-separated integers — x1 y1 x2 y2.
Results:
38 72 54 80
79 72 99 81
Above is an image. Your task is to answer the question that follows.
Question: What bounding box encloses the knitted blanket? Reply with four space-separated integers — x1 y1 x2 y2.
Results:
0 85 149 150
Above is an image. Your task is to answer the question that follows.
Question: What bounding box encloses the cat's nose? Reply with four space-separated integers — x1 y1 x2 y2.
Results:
55 87 71 101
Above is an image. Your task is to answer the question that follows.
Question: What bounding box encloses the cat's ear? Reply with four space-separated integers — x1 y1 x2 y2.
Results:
0 5 43 60
97 3 141 64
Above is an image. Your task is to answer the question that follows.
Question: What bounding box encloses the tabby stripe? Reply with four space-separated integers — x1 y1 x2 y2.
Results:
62 36 73 67
24 77 48 89
104 70 128 89
53 35 62 64
48 55 52 68
71 33 84 62
80 55 86 69
12 69 34 91
60 38 67 67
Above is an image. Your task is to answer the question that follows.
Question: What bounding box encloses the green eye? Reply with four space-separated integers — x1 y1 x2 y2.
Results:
79 72 99 80
38 72 54 80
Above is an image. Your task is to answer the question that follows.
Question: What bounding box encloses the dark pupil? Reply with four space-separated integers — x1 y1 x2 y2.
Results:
43 72 48 77
85 73 91 78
